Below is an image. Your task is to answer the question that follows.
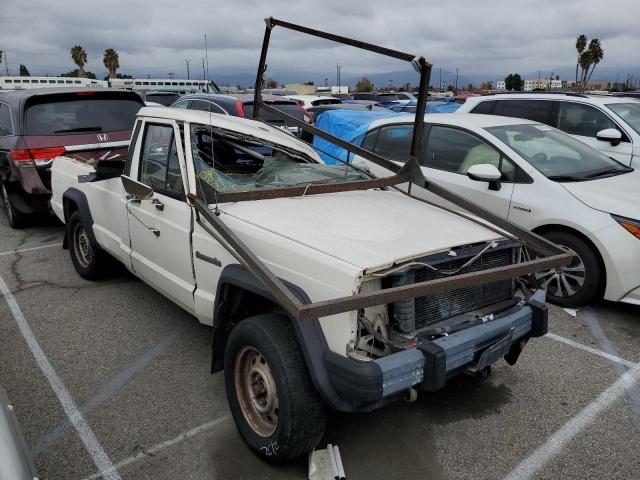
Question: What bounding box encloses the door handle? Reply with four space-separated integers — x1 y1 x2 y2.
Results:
151 199 164 211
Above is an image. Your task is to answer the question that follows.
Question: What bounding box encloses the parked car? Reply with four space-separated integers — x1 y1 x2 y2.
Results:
0 88 144 227
317 109 640 307
285 94 341 108
138 91 181 106
171 93 313 135
51 106 555 462
611 92 640 100
456 93 640 168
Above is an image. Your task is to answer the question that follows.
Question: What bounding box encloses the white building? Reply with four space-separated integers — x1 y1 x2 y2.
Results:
496 81 506 91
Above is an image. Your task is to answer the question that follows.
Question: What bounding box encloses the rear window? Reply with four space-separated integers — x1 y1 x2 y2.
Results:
145 93 180 106
242 102 305 123
470 100 497 114
493 100 555 125
25 93 143 135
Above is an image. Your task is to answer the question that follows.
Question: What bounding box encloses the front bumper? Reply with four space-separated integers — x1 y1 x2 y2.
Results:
324 290 547 408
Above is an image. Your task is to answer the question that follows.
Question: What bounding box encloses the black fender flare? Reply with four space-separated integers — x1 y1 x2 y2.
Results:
61 188 97 250
212 263 356 412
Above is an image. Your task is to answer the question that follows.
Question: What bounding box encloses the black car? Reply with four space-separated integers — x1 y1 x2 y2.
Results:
139 91 181 106
0 88 144 227
170 94 313 134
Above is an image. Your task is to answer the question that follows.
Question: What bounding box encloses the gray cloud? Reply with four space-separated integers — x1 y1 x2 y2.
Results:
1 0 637 81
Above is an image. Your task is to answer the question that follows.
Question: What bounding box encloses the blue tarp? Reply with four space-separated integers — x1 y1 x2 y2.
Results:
312 109 404 164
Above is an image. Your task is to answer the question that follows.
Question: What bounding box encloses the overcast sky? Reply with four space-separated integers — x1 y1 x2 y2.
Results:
1 0 638 81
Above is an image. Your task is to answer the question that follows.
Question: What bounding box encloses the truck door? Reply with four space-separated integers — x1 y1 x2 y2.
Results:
127 121 196 312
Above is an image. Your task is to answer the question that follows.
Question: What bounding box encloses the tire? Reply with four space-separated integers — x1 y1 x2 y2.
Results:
68 211 108 279
1 182 24 229
535 231 603 308
224 313 327 463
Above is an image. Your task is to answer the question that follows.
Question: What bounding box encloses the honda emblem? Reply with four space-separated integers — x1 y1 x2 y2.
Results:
97 133 109 142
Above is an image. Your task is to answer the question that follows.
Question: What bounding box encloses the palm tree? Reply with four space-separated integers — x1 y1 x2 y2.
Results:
578 51 591 92
585 38 604 87
71 45 87 78
574 34 587 91
103 49 119 79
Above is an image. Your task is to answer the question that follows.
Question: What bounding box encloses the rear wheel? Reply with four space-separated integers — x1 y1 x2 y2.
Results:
1 182 23 229
535 231 603 307
68 211 108 279
224 313 327 463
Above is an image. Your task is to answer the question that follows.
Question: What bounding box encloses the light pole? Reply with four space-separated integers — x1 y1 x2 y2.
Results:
185 59 190 80
204 34 209 81
455 68 459 92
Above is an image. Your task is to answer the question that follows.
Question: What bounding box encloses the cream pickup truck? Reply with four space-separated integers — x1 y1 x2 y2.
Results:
51 106 561 462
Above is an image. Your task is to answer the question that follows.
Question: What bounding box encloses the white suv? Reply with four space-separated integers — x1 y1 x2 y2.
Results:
457 93 640 168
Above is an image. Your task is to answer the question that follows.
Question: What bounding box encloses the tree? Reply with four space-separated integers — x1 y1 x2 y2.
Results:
504 73 523 91
584 38 604 87
356 76 374 92
265 77 278 89
19 64 30 76
71 45 88 77
574 34 587 91
60 69 96 79
103 48 119 79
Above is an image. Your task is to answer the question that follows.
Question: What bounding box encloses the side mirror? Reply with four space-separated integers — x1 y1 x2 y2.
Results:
596 128 622 146
121 175 153 201
466 163 502 191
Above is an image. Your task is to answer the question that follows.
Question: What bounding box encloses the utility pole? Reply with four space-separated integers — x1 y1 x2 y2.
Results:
336 64 341 90
202 58 205 80
439 66 442 93
455 68 459 92
185 59 190 80
168 72 174 79
4 52 9 76
204 34 209 81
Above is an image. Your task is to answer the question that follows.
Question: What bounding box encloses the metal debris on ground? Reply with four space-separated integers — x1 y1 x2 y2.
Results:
308 444 346 480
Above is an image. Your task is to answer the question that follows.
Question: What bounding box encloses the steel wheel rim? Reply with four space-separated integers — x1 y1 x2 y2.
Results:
535 246 586 298
1 184 13 225
72 223 92 268
234 346 279 437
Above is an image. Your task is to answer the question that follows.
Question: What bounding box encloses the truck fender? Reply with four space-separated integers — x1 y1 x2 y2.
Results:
212 263 354 411
61 188 97 251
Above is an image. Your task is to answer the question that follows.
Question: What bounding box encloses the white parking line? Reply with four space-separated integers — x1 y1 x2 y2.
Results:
0 276 121 480
80 414 231 480
503 361 640 480
0 242 63 257
545 332 636 368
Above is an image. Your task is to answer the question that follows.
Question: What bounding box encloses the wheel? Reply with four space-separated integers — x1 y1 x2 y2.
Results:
1 182 23 229
68 211 108 279
535 231 603 307
224 313 327 463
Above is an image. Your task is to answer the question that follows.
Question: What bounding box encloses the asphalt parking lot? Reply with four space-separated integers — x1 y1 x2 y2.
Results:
1 215 639 480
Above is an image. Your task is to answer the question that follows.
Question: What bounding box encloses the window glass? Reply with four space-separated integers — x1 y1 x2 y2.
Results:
556 103 616 138
494 100 554 124
0 104 12 136
139 124 184 196
172 100 190 109
361 129 379 151
470 101 496 114
487 123 630 180
423 126 515 180
372 125 413 162
606 103 640 135
190 100 225 114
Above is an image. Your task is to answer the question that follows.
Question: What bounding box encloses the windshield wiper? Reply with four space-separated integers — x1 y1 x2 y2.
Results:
547 174 585 182
583 167 632 179
54 126 103 133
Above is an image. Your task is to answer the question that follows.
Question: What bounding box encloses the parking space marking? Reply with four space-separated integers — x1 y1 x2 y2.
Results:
503 360 640 480
0 242 63 257
31 325 185 458
0 275 121 480
80 414 232 480
545 332 636 368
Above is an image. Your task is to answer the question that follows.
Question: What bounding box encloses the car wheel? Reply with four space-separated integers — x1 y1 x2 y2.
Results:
224 313 327 463
68 211 108 279
1 182 23 229
535 231 603 308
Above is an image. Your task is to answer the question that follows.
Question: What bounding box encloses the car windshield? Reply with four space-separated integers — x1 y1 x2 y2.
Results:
486 123 632 181
607 102 640 135
190 124 367 193
25 94 142 135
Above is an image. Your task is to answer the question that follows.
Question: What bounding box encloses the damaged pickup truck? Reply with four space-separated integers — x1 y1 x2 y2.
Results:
50 19 572 463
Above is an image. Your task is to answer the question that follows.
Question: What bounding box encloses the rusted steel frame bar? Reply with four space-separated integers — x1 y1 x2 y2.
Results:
409 61 432 161
188 193 304 320
268 17 425 63
204 175 409 203
252 18 273 120
297 253 573 321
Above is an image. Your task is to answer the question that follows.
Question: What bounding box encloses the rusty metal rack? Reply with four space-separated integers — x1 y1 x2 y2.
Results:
188 17 573 322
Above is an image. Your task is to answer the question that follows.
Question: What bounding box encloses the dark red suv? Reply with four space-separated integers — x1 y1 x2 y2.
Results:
0 88 144 227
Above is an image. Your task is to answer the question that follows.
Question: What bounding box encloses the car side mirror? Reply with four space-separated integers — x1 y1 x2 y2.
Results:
466 163 502 191
121 175 153 201
596 128 622 146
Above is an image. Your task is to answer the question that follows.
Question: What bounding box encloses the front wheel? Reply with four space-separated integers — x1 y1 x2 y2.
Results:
535 231 603 308
68 211 109 279
224 313 327 463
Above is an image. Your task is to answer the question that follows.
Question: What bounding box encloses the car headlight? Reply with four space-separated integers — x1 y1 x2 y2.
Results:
612 214 640 240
